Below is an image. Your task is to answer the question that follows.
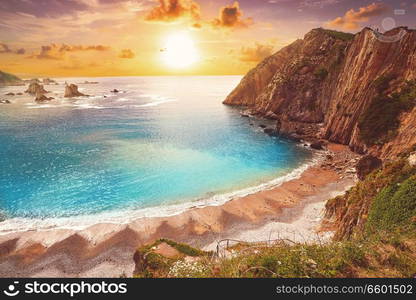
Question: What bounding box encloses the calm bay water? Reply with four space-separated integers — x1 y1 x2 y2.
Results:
0 76 312 222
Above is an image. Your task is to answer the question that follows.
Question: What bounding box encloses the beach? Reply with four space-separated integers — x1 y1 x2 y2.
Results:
0 143 359 277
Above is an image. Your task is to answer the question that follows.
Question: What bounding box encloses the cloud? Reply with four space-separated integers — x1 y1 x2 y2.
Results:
239 41 275 63
211 1 253 29
327 2 389 30
119 49 135 58
144 0 200 23
0 43 12 53
15 48 26 55
300 0 339 8
29 43 110 60
0 43 26 55
0 0 90 18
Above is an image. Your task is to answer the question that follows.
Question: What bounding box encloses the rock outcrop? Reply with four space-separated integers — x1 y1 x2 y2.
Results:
64 84 86 98
35 92 54 102
224 27 416 161
0 70 24 86
25 82 48 95
355 155 382 180
409 152 416 167
42 78 58 85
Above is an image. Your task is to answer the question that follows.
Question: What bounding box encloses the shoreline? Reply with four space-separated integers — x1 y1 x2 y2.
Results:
0 146 319 235
0 143 360 277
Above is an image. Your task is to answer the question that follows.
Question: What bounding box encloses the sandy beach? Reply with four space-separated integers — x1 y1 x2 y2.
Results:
0 143 359 277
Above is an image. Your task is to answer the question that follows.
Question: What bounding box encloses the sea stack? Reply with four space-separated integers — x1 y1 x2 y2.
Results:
64 83 86 97
25 82 48 95
35 91 54 102
43 78 58 85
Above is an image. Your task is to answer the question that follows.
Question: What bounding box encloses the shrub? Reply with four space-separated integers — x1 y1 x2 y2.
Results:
359 80 416 145
367 175 416 231
322 29 355 41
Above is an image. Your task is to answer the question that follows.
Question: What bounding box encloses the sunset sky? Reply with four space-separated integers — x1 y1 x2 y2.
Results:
0 0 415 77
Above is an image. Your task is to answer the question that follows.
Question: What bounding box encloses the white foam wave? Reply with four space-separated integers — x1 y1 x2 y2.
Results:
134 99 176 108
0 151 323 235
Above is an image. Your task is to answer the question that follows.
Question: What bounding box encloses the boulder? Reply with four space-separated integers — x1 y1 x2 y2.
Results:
264 111 279 120
355 155 382 180
0 99 11 104
408 152 416 167
310 140 325 150
133 239 209 278
64 84 86 98
5 92 14 96
111 89 119 93
259 124 267 128
25 82 48 95
264 127 279 137
42 78 58 85
35 92 54 102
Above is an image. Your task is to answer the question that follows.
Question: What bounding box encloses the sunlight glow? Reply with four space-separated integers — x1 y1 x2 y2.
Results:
162 32 199 69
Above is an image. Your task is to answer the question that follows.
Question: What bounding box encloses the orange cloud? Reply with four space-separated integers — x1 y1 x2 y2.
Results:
29 43 111 60
0 43 25 55
327 2 389 30
144 0 200 23
211 1 253 29
239 41 275 63
119 49 135 59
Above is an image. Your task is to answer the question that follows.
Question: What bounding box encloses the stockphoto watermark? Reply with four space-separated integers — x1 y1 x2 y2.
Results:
2 280 127 297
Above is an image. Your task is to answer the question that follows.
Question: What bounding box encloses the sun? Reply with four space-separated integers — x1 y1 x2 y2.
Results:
162 32 199 69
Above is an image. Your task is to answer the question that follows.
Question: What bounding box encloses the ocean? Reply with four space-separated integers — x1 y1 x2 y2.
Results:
0 76 313 232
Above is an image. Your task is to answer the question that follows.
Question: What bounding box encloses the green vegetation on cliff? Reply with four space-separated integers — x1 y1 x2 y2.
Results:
359 80 416 145
322 29 355 41
367 175 416 231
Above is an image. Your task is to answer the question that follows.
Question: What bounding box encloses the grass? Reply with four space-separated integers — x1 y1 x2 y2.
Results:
322 29 355 41
158 238 207 257
147 229 416 278
325 151 416 240
358 80 416 146
133 239 212 278
367 175 416 231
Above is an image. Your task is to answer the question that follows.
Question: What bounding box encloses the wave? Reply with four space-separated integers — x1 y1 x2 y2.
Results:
24 95 175 110
0 150 323 235
135 99 176 107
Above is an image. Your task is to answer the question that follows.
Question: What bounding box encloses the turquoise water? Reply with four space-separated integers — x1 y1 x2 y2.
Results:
0 76 311 221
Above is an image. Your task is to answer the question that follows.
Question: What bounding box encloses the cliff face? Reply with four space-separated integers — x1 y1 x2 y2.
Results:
224 27 416 158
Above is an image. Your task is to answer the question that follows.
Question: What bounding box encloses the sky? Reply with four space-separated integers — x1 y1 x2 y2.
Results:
0 0 415 77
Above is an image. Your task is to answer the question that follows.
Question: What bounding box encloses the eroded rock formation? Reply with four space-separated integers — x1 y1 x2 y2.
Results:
35 92 54 102
42 78 58 85
224 27 416 160
25 82 48 95
64 84 86 98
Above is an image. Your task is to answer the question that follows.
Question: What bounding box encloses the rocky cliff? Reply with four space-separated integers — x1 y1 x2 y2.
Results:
224 27 416 159
0 70 23 86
